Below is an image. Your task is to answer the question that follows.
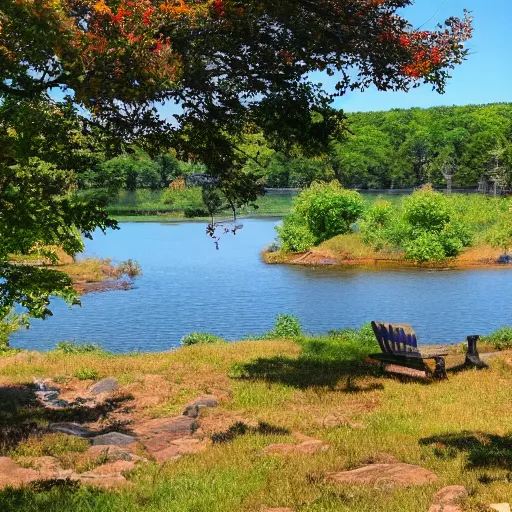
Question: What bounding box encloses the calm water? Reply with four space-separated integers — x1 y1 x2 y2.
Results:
11 219 512 352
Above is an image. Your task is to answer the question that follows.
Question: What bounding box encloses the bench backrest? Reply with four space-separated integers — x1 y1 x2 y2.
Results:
371 321 419 354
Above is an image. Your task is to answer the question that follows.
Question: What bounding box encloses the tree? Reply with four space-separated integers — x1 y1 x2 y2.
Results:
0 0 473 320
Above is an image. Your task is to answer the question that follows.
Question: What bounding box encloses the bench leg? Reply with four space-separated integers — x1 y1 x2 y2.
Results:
465 335 488 369
432 357 447 380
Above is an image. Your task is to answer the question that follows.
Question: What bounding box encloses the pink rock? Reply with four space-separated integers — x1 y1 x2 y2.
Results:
326 463 438 488
152 438 209 462
0 457 40 488
428 485 468 512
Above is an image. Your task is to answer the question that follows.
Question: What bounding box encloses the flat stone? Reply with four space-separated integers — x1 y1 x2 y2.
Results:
490 505 511 512
44 399 71 409
183 395 218 418
92 432 137 446
428 485 468 512
326 463 438 488
49 422 97 438
0 457 40 489
152 438 209 462
82 460 136 476
89 378 118 396
263 439 329 456
87 445 142 462
135 416 199 438
13 456 64 477
77 473 128 488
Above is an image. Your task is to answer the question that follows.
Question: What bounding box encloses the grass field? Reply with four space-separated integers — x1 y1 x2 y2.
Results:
0 329 510 511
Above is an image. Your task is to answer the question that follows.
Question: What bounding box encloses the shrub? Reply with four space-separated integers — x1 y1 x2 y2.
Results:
11 433 89 458
275 214 315 252
360 199 394 249
112 259 142 279
74 368 100 380
404 231 446 263
481 326 512 350
295 181 365 242
56 341 105 354
180 332 227 346
327 323 376 346
272 314 303 338
184 206 209 218
403 188 451 233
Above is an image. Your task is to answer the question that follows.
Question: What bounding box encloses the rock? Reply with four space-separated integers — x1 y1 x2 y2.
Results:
320 413 364 429
16 456 64 476
135 416 199 438
86 445 143 462
77 473 128 489
82 460 136 476
49 422 97 438
92 432 137 446
0 457 41 489
428 485 468 512
134 416 199 453
490 505 511 512
78 460 136 488
89 378 119 396
263 439 329 456
498 254 512 264
326 463 438 488
151 438 209 462
183 395 218 418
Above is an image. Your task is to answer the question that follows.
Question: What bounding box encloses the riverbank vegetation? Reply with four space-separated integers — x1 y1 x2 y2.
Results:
268 183 512 266
102 189 294 219
0 318 512 510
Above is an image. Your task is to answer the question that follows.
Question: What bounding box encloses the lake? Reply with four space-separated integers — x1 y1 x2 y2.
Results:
11 219 512 352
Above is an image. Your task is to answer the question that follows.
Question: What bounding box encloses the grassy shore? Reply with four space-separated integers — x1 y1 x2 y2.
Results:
9 248 140 294
0 330 510 511
263 232 507 269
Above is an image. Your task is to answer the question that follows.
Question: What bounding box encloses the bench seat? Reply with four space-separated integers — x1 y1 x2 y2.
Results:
369 321 448 379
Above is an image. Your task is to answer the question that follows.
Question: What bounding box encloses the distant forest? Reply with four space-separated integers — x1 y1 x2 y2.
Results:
336 103 512 189
224 102 512 190
73 103 512 192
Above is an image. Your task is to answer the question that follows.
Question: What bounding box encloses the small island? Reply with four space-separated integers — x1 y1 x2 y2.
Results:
263 183 512 270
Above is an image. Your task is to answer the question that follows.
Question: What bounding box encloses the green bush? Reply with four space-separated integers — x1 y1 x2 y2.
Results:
272 314 303 338
327 323 376 345
275 214 315 252
481 326 512 350
404 231 447 263
360 199 394 249
56 341 106 354
74 368 100 380
403 188 451 233
180 332 227 346
295 181 365 242
184 206 209 218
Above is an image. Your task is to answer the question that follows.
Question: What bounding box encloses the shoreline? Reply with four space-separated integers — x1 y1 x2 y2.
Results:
262 247 512 271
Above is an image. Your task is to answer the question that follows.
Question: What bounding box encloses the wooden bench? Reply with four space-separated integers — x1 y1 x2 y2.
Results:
370 321 450 380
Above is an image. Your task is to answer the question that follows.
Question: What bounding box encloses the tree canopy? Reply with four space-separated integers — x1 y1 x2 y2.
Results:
0 0 473 320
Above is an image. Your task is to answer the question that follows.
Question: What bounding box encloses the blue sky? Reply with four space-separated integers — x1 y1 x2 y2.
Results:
336 0 512 112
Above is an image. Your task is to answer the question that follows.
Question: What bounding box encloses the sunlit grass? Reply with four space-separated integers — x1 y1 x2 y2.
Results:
0 336 511 510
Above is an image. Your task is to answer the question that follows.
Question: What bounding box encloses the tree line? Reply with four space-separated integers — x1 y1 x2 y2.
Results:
71 103 512 193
